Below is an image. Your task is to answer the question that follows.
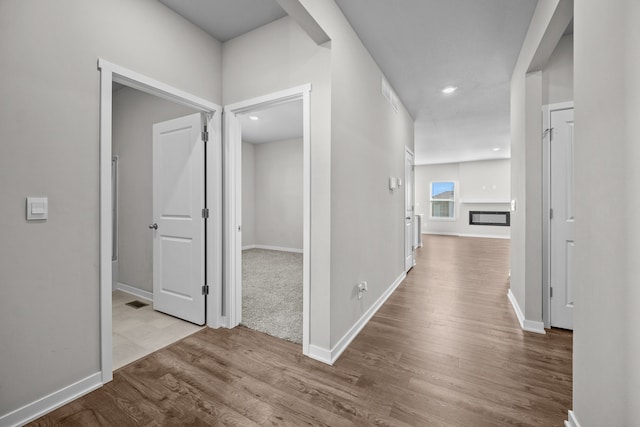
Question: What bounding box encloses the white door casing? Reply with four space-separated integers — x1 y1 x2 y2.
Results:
152 113 206 325
405 148 415 271
223 84 311 356
550 107 574 330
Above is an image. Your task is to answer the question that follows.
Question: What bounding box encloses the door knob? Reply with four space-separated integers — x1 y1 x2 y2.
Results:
406 216 411 220
148 223 158 230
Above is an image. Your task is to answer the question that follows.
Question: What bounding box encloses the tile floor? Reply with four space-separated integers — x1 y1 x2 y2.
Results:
112 290 203 370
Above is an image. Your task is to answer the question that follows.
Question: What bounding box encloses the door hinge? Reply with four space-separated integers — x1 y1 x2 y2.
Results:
549 208 554 220
550 287 553 298
201 130 209 142
202 208 209 219
202 285 209 295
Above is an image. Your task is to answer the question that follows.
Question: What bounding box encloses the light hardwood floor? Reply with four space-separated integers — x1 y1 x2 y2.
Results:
32 236 572 426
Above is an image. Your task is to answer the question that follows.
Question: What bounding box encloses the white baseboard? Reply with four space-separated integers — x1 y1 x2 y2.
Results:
307 344 332 364
309 271 407 366
423 231 459 236
457 233 511 240
422 231 510 240
0 372 102 427
565 410 581 427
243 244 303 253
115 282 153 302
507 289 546 334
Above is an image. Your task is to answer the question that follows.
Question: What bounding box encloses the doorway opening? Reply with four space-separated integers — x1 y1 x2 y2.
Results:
543 101 575 330
98 60 222 383
239 100 304 344
224 85 311 355
110 84 207 369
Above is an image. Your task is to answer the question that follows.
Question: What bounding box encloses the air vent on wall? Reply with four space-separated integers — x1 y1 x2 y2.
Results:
381 77 399 113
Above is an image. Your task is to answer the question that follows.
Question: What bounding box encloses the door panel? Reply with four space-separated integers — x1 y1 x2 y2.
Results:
550 108 574 329
405 150 415 271
152 113 205 325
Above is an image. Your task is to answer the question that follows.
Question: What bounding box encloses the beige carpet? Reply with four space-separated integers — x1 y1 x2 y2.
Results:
241 248 303 344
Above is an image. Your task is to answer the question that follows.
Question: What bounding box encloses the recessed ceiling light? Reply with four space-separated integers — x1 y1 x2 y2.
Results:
248 116 259 121
492 147 501 152
442 86 457 94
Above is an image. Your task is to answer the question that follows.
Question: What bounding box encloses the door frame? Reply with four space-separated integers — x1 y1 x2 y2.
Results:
98 59 222 383
405 147 415 271
223 84 311 356
542 101 574 328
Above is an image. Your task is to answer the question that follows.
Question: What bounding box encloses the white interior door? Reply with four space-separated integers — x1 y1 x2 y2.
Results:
152 113 205 325
405 149 415 271
550 107 574 329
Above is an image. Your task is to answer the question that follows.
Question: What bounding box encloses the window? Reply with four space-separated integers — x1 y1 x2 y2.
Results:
430 181 456 219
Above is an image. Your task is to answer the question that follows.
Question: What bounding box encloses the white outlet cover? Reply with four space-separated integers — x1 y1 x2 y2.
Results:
389 176 397 190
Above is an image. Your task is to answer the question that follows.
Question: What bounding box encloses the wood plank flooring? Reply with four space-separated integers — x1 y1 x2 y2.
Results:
31 235 572 426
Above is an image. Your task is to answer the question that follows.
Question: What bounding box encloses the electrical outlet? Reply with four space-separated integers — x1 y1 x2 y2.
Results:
357 281 368 299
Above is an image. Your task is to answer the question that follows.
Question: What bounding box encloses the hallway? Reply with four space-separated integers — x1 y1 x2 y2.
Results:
31 235 571 426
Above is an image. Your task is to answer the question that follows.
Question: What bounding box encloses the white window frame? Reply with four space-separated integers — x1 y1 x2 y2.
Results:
429 180 457 220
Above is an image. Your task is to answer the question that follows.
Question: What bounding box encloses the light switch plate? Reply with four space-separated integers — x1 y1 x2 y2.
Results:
27 197 48 221
510 199 517 212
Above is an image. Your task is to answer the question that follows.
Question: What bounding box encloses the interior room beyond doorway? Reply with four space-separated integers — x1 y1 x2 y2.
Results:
111 83 206 369
239 100 304 344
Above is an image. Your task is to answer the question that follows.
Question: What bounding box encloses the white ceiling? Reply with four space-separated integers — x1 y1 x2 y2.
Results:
239 100 303 144
158 0 287 42
159 0 539 164
334 0 538 165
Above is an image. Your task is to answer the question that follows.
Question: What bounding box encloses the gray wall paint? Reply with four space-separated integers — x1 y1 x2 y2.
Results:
415 160 511 238
223 16 333 348
113 87 197 293
242 142 256 247
299 1 415 348
509 0 572 323
543 34 574 105
0 0 221 417
574 1 637 424
255 139 304 250
242 139 303 250
224 2 414 350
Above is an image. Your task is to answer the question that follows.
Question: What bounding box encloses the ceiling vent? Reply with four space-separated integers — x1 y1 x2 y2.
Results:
381 77 399 113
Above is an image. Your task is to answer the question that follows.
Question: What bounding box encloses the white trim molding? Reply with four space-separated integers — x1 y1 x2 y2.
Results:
458 233 510 240
223 84 312 356
242 244 303 253
0 372 101 427
307 345 332 364
565 410 582 427
115 282 153 302
507 289 546 334
423 231 510 240
310 272 407 365
98 58 222 384
542 101 575 329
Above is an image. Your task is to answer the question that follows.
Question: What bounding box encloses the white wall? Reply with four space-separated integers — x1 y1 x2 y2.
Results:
0 0 222 418
243 138 303 251
113 87 197 293
543 34 573 105
299 1 415 349
241 142 256 247
223 15 333 349
255 139 304 250
573 1 637 425
223 2 414 352
415 159 511 239
509 0 572 324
